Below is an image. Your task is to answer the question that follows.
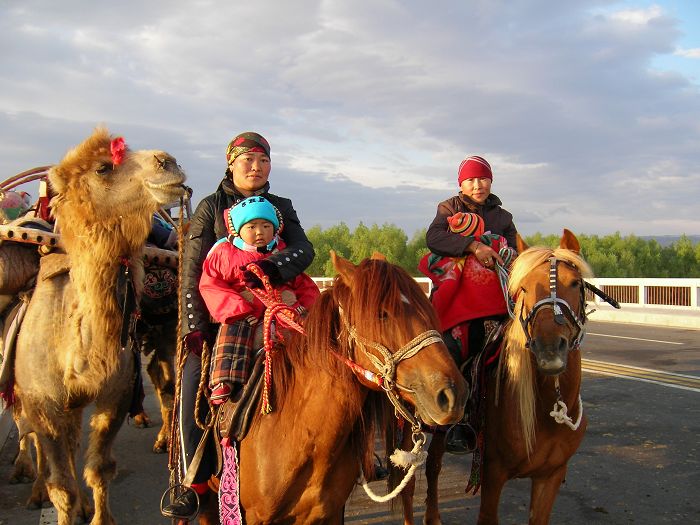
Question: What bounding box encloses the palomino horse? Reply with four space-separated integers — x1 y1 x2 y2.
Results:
399 229 591 525
198 251 468 524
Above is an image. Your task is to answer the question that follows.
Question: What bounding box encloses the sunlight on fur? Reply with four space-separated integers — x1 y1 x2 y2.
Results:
501 246 592 455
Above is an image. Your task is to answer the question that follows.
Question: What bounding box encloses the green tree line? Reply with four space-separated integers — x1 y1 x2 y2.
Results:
306 223 700 278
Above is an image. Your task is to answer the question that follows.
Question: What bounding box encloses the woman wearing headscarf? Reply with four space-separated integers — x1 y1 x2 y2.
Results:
425 155 518 454
162 132 315 519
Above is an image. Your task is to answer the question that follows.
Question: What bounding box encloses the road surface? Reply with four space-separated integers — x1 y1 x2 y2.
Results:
1 320 698 524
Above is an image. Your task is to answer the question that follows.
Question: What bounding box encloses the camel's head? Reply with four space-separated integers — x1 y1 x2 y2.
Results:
48 127 186 224
47 127 187 257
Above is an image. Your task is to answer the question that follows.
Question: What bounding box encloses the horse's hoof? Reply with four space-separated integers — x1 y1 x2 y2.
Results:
152 442 168 454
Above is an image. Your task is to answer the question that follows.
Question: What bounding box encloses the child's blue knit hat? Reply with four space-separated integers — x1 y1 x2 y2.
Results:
227 196 279 234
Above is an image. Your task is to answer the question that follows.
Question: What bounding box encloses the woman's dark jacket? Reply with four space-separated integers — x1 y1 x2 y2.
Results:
181 178 315 338
426 192 517 257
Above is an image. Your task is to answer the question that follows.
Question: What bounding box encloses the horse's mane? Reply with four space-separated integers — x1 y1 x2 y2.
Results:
501 246 592 455
265 258 439 476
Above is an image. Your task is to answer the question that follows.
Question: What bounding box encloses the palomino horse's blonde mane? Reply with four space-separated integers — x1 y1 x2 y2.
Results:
501 246 592 455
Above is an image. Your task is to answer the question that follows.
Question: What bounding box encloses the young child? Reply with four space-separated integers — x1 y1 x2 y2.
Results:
199 196 319 403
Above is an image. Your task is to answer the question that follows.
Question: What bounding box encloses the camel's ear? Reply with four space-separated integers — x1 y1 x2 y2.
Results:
370 252 386 261
47 166 67 195
516 233 529 254
559 229 580 253
330 250 356 281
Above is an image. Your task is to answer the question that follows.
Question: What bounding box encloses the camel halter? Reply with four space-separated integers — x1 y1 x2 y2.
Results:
518 256 587 352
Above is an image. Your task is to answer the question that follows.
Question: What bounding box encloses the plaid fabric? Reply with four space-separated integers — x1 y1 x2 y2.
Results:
210 319 257 387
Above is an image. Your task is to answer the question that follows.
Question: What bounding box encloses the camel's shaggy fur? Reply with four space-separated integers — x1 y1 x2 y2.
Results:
13 128 185 525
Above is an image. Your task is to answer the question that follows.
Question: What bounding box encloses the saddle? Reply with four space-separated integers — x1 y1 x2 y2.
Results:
215 351 266 444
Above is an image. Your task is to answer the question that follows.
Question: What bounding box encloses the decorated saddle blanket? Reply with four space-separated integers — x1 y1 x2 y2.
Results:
419 233 509 332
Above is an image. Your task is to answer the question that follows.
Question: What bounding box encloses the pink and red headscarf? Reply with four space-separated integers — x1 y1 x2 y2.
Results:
457 155 492 185
226 132 271 164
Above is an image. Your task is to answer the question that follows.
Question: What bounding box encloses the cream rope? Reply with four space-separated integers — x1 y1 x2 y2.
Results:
549 377 584 430
360 431 428 503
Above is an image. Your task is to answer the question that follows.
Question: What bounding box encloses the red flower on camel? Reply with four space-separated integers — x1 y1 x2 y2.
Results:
110 137 127 166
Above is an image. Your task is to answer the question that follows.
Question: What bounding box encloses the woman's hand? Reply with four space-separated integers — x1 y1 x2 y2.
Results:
467 240 503 268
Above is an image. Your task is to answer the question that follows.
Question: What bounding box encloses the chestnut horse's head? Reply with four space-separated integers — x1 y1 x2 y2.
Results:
511 229 592 375
328 251 467 426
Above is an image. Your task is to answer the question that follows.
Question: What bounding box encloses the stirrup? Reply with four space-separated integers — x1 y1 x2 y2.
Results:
159 484 200 521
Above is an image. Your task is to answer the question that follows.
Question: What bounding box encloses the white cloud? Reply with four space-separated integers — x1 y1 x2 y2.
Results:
609 5 664 25
0 0 699 237
674 47 700 58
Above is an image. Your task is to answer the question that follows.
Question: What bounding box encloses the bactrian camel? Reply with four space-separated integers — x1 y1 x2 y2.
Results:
13 128 186 525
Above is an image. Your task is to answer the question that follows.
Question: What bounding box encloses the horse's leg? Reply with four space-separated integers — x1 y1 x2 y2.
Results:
145 330 175 454
397 429 416 525
195 489 221 525
83 390 131 525
424 431 446 525
528 467 567 525
476 461 508 525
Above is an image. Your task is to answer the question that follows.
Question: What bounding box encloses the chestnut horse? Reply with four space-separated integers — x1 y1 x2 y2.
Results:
399 229 591 525
199 251 468 524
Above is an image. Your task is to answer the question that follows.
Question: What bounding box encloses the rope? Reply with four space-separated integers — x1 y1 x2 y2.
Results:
360 432 427 502
549 378 584 430
245 264 306 414
344 324 442 388
495 246 517 319
193 340 214 429
167 190 190 497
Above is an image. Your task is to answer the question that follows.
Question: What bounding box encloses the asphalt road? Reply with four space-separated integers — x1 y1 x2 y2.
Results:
1 320 699 524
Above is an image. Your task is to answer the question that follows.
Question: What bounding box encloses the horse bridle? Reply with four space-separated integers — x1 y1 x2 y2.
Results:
518 256 587 352
336 304 441 436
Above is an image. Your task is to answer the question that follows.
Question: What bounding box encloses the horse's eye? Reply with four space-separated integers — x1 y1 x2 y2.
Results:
96 164 112 176
379 311 389 322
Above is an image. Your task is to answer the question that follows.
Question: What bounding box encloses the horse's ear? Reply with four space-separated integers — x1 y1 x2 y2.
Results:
516 233 529 253
330 250 356 280
559 229 580 253
371 252 386 261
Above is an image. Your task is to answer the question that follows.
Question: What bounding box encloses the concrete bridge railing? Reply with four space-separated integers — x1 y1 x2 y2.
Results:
311 277 700 329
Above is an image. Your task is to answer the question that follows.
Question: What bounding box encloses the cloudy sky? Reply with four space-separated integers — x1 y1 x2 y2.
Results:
2 1 699 237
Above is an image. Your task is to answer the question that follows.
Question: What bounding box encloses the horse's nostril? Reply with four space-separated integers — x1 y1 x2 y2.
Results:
437 386 455 412
558 336 569 353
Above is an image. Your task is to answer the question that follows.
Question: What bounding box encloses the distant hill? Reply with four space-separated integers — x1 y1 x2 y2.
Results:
639 235 700 247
